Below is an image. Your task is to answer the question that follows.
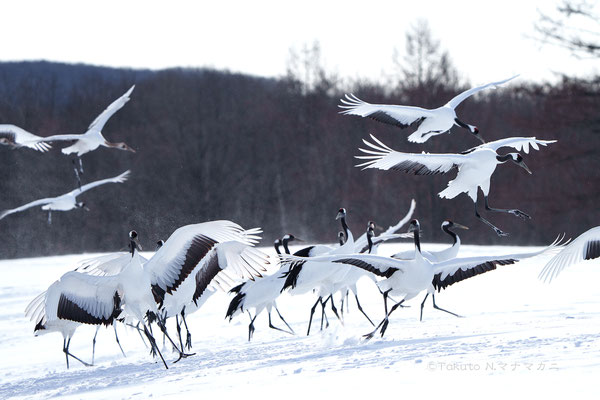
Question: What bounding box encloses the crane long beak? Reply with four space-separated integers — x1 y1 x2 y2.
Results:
453 223 469 230
520 161 532 174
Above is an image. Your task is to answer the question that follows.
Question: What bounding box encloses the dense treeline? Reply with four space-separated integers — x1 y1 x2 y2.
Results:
1 59 599 258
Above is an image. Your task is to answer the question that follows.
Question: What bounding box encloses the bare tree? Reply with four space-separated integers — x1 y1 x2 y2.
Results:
392 19 459 99
285 41 338 96
535 1 600 58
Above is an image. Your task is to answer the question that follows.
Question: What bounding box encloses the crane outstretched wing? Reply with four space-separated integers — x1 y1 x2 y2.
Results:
445 75 519 109
0 197 56 220
381 199 416 236
34 134 86 143
279 253 404 282
44 272 122 325
356 134 465 174
339 94 433 128
432 236 564 291
539 227 600 283
145 221 268 299
67 170 130 197
0 124 52 152
75 251 150 276
472 137 557 154
353 199 416 252
355 233 414 254
88 85 135 131
25 291 48 327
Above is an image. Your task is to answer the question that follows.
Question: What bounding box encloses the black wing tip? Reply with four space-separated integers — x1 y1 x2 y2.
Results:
166 234 218 294
432 258 517 292
584 240 600 260
281 262 305 292
293 246 315 257
332 258 396 278
192 252 221 304
391 160 446 176
56 293 118 326
229 282 246 294
34 320 46 333
225 292 245 321
152 284 166 306
368 111 424 130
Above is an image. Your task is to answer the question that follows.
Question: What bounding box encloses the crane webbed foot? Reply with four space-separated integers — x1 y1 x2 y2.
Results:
494 228 510 237
173 351 196 363
248 323 255 342
362 331 376 341
363 318 387 341
508 209 530 219
380 318 390 337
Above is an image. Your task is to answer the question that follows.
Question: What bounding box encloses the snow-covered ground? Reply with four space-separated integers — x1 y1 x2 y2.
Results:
1 242 599 399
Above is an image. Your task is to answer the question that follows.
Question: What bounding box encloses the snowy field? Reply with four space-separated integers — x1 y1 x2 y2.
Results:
1 242 599 399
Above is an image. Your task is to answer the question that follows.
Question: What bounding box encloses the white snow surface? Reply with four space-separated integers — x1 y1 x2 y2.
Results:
1 243 599 399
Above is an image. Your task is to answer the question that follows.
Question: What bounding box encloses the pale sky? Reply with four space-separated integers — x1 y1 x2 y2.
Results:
2 0 598 85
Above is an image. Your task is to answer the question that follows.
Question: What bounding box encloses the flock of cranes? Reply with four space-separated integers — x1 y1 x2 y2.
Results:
2 76 598 369
0 85 136 222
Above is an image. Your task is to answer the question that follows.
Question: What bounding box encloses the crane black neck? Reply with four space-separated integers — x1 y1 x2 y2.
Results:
274 242 281 255
129 240 136 257
496 154 513 163
282 239 291 255
413 228 422 253
367 232 374 254
442 225 458 245
454 118 469 130
340 217 350 241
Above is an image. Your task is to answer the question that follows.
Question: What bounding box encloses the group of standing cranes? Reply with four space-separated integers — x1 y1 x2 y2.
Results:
1 75 597 369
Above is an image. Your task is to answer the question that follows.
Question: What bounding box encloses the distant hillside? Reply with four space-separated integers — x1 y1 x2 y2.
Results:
1 61 598 258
